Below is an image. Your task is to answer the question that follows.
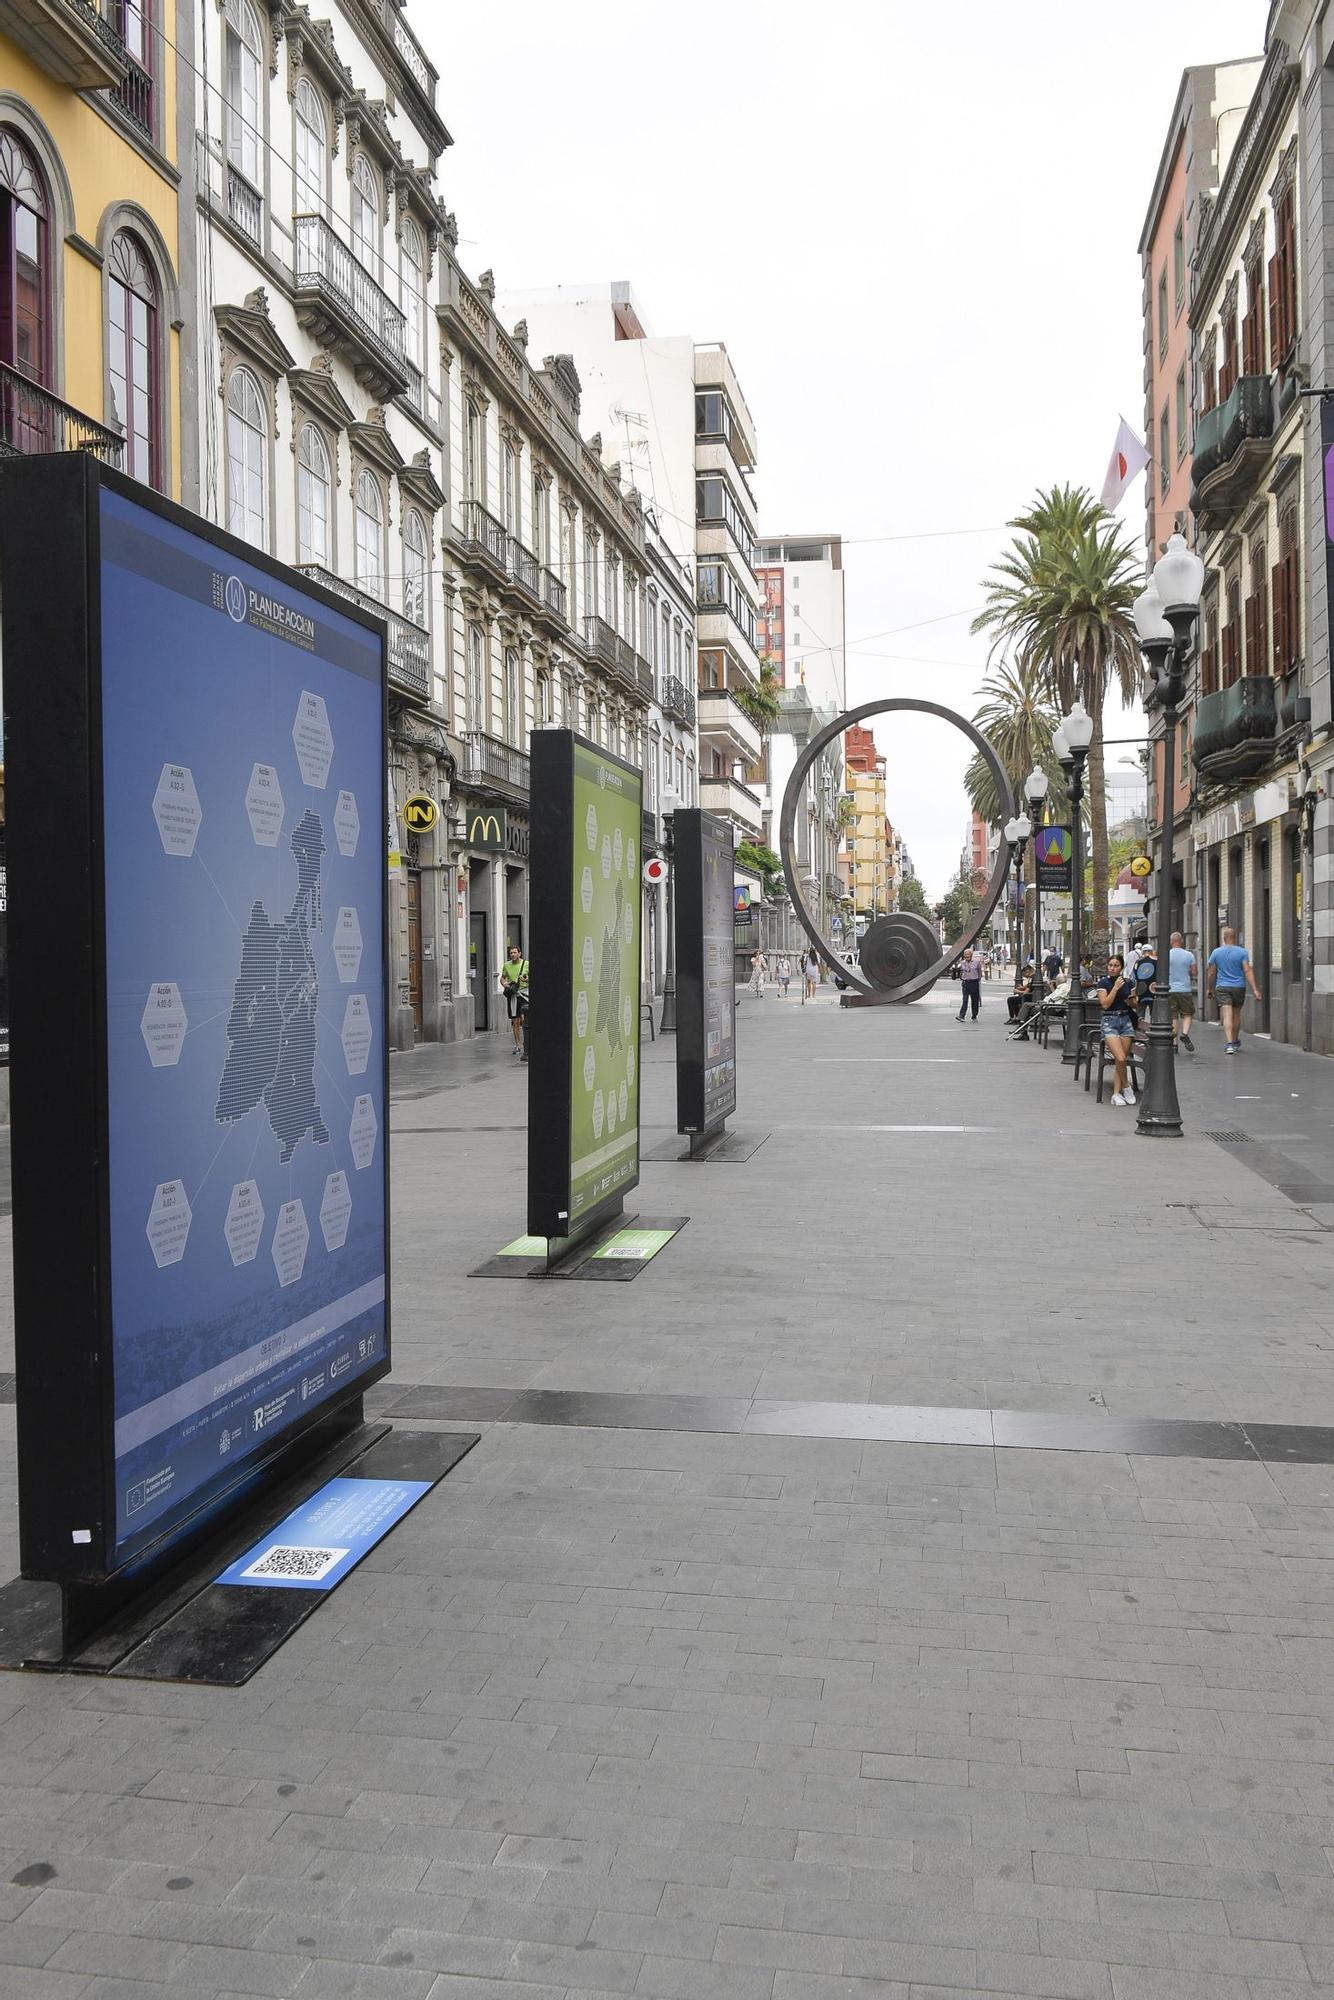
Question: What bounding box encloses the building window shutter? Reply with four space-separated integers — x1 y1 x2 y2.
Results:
1268 254 1281 365
1286 550 1300 665
1272 561 1288 671
1256 580 1268 671
1245 594 1257 671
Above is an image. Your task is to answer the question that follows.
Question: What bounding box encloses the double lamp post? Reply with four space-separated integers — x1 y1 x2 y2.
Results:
1130 531 1205 1138
1001 697 1093 1048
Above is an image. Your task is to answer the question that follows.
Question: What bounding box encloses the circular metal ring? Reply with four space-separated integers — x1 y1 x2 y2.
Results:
778 697 1016 1006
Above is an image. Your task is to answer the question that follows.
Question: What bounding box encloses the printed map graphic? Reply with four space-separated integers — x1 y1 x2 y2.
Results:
216 807 331 1162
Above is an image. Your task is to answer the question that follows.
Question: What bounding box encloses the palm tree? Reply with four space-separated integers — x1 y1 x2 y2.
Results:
736 657 783 736
972 486 1143 953
964 659 1062 964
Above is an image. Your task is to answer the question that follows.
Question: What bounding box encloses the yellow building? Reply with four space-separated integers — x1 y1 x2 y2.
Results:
0 0 193 496
850 762 889 920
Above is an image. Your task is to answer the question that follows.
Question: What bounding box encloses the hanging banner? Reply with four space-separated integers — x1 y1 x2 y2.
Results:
1035 824 1074 893
674 809 737 1137
528 732 642 1240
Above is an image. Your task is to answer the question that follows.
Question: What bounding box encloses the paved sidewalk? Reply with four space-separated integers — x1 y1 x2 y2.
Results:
1 992 1334 1996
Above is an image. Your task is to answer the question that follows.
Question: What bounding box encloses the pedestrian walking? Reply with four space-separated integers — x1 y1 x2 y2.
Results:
1043 945 1063 985
500 943 530 1056
1168 931 1197 1051
1207 926 1262 1053
802 948 820 1002
956 946 983 1021
776 955 791 997
1096 951 1139 1106
749 947 769 997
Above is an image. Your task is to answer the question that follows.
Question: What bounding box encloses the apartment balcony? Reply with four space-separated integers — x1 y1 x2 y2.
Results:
700 773 763 839
4 0 128 88
222 161 263 246
292 213 408 402
0 363 122 462
110 48 152 136
1191 676 1279 781
459 729 530 805
698 685 762 766
583 615 652 701
1189 374 1274 520
506 534 541 607
660 673 695 726
456 500 508 577
296 563 431 700
540 566 568 625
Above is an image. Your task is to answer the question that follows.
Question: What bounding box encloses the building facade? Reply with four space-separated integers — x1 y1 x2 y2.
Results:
1139 55 1261 978
1184 36 1309 1047
0 0 197 491
845 724 888 926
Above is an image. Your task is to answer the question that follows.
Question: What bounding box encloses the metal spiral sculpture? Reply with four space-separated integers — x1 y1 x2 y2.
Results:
779 697 1016 1007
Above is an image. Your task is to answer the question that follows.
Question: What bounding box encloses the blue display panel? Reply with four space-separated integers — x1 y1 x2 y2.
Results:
99 489 388 1561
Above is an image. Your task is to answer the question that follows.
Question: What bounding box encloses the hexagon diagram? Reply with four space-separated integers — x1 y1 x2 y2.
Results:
575 990 589 1039
626 1043 636 1088
626 839 637 879
622 994 633 1041
613 826 624 873
140 982 187 1067
581 936 595 983
245 762 284 846
292 690 334 789
146 1179 191 1268
334 789 360 857
606 1089 618 1135
153 763 202 857
622 900 634 944
582 1043 596 1092
585 802 598 851
619 1079 629 1125
349 1093 378 1169
580 867 594 914
592 1088 605 1140
600 833 612 880
333 906 363 984
224 1179 265 1266
320 1171 352 1252
271 1198 309 1287
341 994 372 1075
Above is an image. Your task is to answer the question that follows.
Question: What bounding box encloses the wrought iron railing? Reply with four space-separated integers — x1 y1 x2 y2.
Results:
541 566 567 621
460 730 530 797
661 673 696 725
293 213 407 372
0 364 123 462
227 163 262 246
111 49 152 135
67 0 128 60
296 563 430 699
584 616 653 699
459 500 508 568
507 535 540 600
402 361 424 416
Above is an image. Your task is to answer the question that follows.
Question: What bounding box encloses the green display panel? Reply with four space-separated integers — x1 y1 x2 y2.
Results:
528 732 642 1239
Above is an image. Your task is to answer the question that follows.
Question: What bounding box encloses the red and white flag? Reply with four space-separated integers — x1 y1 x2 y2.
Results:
1100 418 1150 512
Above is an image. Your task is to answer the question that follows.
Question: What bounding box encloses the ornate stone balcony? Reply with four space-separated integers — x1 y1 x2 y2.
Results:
1189 374 1274 521
1191 675 1279 780
292 214 408 402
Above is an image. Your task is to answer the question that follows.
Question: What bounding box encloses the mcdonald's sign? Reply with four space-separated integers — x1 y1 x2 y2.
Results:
466 806 507 852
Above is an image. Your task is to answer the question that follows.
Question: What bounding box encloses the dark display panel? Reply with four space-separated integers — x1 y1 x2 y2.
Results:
674 809 737 1135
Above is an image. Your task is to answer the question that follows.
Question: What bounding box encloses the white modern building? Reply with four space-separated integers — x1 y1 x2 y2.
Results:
497 280 766 846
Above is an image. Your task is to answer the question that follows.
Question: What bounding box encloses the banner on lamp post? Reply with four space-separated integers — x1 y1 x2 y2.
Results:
1035 825 1074 893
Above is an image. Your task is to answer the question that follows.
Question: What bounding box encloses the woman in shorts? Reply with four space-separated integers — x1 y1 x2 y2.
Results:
1096 952 1139 1106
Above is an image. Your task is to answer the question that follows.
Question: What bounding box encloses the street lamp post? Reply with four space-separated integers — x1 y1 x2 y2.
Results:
1024 765 1050 1020
661 789 680 1034
1132 532 1204 1137
1056 699 1095 1063
1003 810 1031 991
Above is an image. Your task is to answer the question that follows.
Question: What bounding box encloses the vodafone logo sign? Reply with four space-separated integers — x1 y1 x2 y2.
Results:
642 857 668 887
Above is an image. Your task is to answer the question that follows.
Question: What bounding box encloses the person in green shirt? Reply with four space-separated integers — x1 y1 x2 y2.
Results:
500 944 529 1055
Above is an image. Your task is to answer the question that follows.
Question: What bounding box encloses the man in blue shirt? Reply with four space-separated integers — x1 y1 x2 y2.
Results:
1168 931 1197 1052
1206 927 1263 1053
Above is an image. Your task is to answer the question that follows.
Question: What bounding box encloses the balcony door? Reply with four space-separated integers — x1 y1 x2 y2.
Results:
0 132 50 453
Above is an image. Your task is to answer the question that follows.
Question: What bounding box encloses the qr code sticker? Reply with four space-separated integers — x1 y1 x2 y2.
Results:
240 1544 349 1583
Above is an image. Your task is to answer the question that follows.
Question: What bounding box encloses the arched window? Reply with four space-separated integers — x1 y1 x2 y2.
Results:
293 80 326 215
354 469 384 600
401 220 425 379
535 672 553 728
463 396 482 502
351 155 379 275
107 231 158 485
0 129 49 404
223 0 262 188
403 507 428 627
296 422 331 567
225 367 266 543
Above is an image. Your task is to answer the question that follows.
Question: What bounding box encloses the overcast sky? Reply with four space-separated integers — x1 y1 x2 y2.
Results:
422 0 1264 898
